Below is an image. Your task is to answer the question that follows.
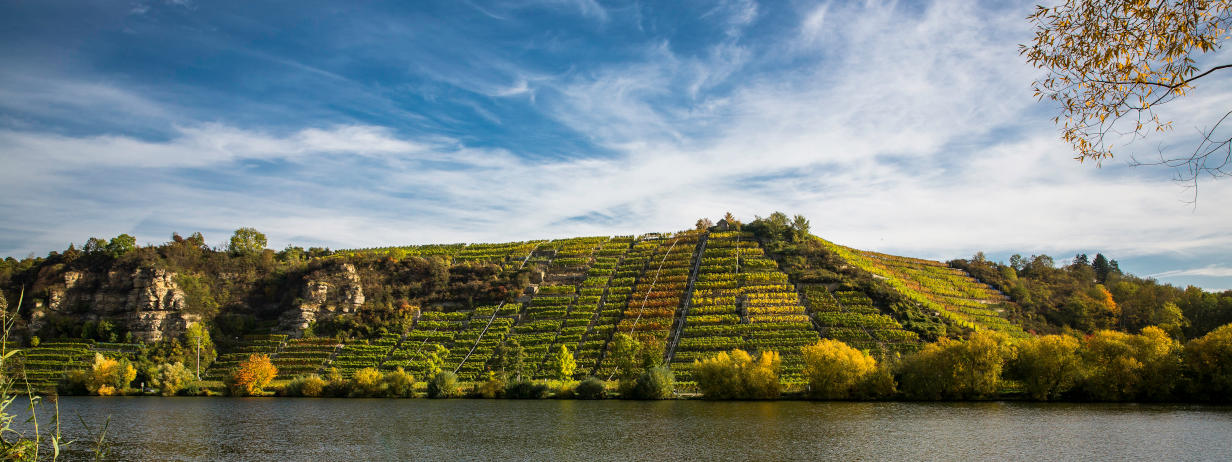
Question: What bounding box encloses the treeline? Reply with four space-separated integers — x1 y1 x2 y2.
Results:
689 324 1232 402
951 253 1232 339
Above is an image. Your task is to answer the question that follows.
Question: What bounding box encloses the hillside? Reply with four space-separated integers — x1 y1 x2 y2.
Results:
1 214 1229 391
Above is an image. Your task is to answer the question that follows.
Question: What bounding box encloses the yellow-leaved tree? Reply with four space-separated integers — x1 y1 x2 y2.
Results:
227 354 278 396
1022 0 1232 188
801 339 877 400
87 353 137 396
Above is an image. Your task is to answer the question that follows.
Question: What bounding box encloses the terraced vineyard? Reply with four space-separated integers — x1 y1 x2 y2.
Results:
11 230 1040 389
815 238 1028 338
7 339 145 390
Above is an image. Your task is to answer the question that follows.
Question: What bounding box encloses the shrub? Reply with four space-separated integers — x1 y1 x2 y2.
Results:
574 377 607 400
1185 323 1232 402
505 380 549 399
382 367 415 398
692 349 780 400
149 362 195 396
630 366 675 400
802 339 877 400
281 375 328 397
473 376 506 399
351 367 383 397
427 371 458 399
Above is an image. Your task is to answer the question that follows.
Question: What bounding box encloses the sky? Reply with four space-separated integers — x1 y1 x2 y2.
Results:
0 0 1230 291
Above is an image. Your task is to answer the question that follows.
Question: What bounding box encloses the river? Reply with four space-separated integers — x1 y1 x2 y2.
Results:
11 397 1232 460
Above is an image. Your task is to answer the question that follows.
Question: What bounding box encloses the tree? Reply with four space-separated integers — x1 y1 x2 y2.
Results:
227 354 277 396
630 366 675 399
508 339 525 381
351 367 384 397
105 234 136 258
801 339 877 400
1011 335 1084 400
1092 254 1112 283
228 227 268 256
1023 0 1232 187
548 345 576 381
1079 326 1181 401
609 333 642 381
790 215 811 242
86 353 137 396
692 349 781 400
184 322 216 376
149 362 195 396
695 218 713 230
898 332 1008 400
1184 322 1232 401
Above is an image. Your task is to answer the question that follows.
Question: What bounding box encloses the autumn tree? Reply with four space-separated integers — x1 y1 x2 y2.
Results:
1184 322 1232 401
1011 335 1084 400
227 354 277 396
86 353 137 396
149 362 195 396
898 332 1008 400
801 339 877 400
1023 0 1232 188
692 349 781 400
1079 326 1181 401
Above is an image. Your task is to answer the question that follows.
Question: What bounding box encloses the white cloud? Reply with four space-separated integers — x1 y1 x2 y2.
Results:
1149 266 1232 279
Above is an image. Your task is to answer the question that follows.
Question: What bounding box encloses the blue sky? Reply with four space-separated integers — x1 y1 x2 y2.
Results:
1 0 1231 291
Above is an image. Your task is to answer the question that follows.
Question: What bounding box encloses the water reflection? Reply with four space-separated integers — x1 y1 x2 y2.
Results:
12 398 1232 460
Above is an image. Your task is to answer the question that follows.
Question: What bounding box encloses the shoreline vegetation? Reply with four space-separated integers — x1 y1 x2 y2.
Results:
2 213 1231 410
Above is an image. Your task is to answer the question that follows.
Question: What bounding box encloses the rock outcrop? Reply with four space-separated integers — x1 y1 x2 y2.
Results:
32 266 199 342
278 263 366 332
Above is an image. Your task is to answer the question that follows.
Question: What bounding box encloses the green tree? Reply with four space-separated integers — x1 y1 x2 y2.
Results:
801 339 877 400
183 322 217 375
228 227 268 255
105 233 137 258
427 371 458 399
630 366 674 400
898 332 1007 400
609 333 642 381
1011 335 1083 401
549 345 576 381
1023 0 1232 185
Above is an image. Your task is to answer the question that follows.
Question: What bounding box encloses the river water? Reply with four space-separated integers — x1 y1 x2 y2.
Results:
12 397 1232 460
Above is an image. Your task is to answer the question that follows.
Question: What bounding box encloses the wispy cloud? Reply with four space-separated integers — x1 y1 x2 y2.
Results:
1149 266 1232 279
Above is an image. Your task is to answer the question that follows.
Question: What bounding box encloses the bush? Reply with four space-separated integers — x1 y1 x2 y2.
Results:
574 377 607 399
427 371 458 399
630 366 675 400
473 376 506 399
149 362 195 396
802 339 877 400
382 367 415 398
692 349 779 400
1185 323 1232 402
505 380 549 399
281 375 328 397
86 353 137 396
351 367 383 397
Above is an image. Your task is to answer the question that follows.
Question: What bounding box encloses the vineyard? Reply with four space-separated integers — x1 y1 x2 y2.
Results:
9 229 1038 390
814 238 1029 338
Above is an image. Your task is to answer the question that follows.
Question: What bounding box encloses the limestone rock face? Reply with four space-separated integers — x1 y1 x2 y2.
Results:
31 266 198 342
278 263 366 332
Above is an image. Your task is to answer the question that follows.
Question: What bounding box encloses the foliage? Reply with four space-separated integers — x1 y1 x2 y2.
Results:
227 354 277 396
383 367 415 398
1010 335 1083 400
630 366 675 400
427 371 458 399
504 380 549 399
692 349 781 400
1022 0 1232 182
1184 323 1232 401
1079 326 1181 401
280 374 328 397
801 339 877 400
149 362 195 396
548 345 576 381
574 377 607 399
351 367 384 397
228 227 268 256
897 332 1007 400
86 353 137 396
